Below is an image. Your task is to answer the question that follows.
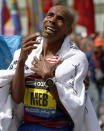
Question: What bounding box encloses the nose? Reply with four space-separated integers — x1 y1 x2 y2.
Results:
49 16 57 25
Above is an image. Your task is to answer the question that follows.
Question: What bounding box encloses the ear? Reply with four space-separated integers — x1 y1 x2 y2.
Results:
65 27 72 35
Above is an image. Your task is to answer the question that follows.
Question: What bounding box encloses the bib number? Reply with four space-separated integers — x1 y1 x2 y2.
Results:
24 79 56 118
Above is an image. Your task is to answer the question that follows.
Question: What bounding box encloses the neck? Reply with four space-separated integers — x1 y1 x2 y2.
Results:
42 37 64 58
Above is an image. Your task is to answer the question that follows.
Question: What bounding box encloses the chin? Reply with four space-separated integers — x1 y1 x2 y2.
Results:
42 33 56 39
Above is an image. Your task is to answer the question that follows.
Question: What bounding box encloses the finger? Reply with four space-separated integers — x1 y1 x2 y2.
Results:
22 41 40 48
31 59 35 65
31 59 38 65
24 33 40 42
33 56 39 63
30 67 38 72
40 54 43 61
22 46 37 57
23 33 40 43
23 46 37 52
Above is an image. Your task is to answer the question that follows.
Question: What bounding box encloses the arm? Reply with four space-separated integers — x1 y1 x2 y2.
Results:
12 57 25 104
11 33 40 104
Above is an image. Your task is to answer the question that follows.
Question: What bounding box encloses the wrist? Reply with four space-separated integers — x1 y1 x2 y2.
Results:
42 73 53 80
18 59 25 69
19 52 27 64
18 56 26 65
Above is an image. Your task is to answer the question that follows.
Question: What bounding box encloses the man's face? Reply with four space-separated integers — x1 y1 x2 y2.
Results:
42 6 70 40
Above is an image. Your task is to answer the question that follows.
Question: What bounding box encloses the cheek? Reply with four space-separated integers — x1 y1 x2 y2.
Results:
57 21 64 27
42 17 48 24
41 21 46 32
42 18 49 30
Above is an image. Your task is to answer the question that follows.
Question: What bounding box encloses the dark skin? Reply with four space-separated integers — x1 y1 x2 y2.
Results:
11 33 40 103
12 5 74 120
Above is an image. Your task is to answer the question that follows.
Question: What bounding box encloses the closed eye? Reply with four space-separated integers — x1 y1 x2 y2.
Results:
47 12 54 17
57 16 64 22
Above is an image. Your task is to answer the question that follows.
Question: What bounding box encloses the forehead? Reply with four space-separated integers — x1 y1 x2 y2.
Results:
48 6 68 17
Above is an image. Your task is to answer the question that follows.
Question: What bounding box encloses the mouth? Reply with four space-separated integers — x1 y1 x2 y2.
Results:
45 26 56 33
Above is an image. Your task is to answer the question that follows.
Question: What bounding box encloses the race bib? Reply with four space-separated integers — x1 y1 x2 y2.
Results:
24 78 56 118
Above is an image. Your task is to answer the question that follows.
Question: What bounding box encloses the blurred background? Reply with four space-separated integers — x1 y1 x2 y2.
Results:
1 0 104 36
0 0 104 130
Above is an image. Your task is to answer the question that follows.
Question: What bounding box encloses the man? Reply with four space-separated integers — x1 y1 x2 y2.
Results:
10 5 100 131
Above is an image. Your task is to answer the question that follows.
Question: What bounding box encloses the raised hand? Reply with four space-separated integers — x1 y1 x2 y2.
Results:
31 55 63 79
19 33 40 63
